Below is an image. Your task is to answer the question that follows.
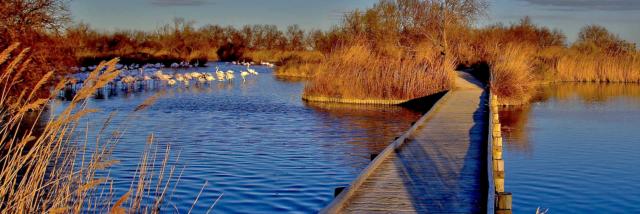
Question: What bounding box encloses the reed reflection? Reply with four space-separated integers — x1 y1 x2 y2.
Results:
304 101 422 157
500 83 640 153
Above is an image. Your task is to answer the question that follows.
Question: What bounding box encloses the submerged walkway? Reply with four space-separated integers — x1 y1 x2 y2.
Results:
322 71 488 213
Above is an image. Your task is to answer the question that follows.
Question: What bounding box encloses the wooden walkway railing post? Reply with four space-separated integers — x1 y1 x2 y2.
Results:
489 94 513 214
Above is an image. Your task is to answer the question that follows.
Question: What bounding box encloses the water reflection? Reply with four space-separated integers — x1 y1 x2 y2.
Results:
500 82 640 213
273 76 309 83
499 83 640 153
46 63 423 213
305 101 421 155
540 83 640 104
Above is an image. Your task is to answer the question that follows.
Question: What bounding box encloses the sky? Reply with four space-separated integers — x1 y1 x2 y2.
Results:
69 0 640 44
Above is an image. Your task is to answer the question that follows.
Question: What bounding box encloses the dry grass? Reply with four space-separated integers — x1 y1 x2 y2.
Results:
0 44 205 213
303 45 453 101
555 51 640 83
275 63 323 78
487 43 536 105
246 50 324 64
250 50 326 78
456 19 640 105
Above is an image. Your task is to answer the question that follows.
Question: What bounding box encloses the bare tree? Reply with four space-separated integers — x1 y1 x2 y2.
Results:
0 0 72 100
0 0 70 39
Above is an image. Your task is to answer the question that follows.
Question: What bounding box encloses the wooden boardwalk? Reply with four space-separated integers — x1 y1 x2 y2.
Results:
322 71 488 214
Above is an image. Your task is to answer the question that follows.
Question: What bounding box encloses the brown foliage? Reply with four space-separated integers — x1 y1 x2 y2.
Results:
303 45 453 100
0 0 75 100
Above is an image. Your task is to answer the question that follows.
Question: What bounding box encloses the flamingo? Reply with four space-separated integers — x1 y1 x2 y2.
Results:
240 71 249 82
175 73 185 82
197 76 207 84
215 67 225 81
205 73 216 81
190 72 201 78
225 70 235 81
246 65 258 75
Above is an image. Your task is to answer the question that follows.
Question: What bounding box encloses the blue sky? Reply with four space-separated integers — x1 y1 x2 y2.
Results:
70 0 640 44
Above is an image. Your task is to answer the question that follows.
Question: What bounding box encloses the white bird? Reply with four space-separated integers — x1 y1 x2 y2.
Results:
121 76 136 84
197 76 207 83
205 73 216 81
244 64 258 75
175 73 185 82
225 70 235 81
215 67 225 81
189 72 199 78
240 71 249 82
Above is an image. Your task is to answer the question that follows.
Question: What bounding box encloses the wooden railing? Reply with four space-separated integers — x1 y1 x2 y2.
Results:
488 94 512 213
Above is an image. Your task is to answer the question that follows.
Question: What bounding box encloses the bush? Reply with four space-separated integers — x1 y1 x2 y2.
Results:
216 42 247 62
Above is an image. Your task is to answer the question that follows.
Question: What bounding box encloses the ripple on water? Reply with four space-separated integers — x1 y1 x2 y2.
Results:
52 63 423 213
502 83 640 213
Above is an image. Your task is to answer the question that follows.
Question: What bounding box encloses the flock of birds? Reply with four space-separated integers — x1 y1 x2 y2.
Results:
116 64 259 87
65 62 268 96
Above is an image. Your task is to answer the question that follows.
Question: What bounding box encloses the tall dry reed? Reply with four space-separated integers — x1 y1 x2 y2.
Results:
303 45 453 101
555 52 640 83
0 44 205 213
487 43 536 105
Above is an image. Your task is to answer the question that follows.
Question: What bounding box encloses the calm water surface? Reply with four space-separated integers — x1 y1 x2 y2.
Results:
50 62 422 213
500 83 640 213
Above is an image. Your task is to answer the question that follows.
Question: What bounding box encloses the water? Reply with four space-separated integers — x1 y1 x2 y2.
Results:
500 83 640 213
49 62 423 213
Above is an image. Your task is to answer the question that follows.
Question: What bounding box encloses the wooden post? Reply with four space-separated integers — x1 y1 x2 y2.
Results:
491 105 498 113
493 129 502 138
496 192 512 211
493 159 504 172
493 145 503 160
495 171 505 192
493 136 503 147
496 209 513 214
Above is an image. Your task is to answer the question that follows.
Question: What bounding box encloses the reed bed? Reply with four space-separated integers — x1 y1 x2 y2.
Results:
246 50 324 65
275 62 323 78
0 44 206 213
487 43 536 105
555 52 640 83
303 45 453 101
265 50 325 78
